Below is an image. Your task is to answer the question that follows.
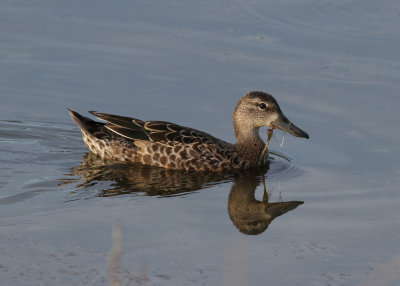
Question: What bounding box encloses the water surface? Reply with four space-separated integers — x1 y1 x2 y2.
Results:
1 1 400 285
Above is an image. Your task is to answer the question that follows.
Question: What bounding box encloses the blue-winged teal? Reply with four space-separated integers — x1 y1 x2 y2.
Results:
69 91 309 171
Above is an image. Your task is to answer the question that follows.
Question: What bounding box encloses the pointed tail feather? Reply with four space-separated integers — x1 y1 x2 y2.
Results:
68 108 104 134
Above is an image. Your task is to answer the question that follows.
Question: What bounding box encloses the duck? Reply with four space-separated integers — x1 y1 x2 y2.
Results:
68 91 309 171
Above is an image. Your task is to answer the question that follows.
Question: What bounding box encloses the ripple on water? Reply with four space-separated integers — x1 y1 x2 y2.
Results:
236 0 399 40
267 159 305 183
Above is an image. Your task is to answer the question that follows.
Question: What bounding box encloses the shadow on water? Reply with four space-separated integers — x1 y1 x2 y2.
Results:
61 152 304 235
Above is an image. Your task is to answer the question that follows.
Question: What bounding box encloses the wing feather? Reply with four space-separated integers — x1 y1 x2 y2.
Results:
105 125 149 141
89 111 142 129
88 111 228 146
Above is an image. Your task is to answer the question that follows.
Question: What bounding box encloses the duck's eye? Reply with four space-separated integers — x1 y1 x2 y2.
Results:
258 103 267 110
250 220 259 226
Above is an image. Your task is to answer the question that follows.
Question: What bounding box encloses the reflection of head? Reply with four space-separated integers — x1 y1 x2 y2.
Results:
228 173 303 235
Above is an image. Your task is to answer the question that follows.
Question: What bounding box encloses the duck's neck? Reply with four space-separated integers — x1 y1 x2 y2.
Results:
233 122 265 164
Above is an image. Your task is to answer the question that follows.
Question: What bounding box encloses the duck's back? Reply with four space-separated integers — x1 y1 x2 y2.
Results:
69 110 242 171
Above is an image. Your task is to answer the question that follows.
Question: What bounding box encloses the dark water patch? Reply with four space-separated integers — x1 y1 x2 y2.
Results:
0 120 24 123
0 189 43 205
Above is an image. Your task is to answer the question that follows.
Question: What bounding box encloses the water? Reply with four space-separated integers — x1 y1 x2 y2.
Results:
1 1 400 285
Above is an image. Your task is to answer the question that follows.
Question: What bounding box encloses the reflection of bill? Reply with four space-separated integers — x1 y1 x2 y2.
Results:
228 173 303 235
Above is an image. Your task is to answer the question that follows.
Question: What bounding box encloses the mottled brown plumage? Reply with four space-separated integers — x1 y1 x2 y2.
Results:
69 91 309 171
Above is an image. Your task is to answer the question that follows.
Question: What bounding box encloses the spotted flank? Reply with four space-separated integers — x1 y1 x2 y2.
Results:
69 91 309 171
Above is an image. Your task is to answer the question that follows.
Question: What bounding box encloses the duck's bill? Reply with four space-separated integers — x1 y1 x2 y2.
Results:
272 116 309 139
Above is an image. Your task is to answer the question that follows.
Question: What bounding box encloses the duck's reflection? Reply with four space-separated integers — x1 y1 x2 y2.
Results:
62 153 304 235
63 153 235 197
228 173 303 235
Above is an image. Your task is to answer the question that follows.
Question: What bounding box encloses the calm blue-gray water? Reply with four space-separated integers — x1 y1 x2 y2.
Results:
1 1 400 285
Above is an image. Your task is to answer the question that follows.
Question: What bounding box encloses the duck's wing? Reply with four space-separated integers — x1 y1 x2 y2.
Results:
89 111 229 146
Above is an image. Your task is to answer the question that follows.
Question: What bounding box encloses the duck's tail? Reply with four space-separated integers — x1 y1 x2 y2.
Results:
68 108 105 135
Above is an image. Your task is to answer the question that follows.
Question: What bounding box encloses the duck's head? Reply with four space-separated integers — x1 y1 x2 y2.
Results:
233 91 309 140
